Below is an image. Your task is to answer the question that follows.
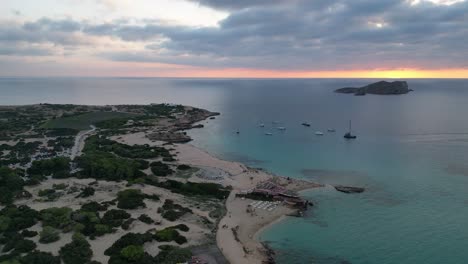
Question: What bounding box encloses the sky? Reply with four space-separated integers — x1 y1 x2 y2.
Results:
0 0 467 78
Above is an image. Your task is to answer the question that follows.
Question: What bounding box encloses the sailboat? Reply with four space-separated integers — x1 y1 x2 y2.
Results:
344 120 357 139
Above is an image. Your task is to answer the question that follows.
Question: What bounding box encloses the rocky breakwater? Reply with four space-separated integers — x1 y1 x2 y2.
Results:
335 81 412 96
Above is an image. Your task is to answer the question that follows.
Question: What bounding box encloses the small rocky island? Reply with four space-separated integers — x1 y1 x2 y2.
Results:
335 81 411 96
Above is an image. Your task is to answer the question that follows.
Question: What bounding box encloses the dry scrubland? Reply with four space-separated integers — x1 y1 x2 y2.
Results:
0 103 320 264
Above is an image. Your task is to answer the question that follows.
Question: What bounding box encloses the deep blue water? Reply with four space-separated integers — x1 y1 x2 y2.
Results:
2 77 468 264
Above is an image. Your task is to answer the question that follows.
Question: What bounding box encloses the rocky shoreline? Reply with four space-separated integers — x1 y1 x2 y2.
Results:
147 108 219 143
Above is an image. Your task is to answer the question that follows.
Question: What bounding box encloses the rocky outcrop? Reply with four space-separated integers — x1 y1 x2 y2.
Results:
335 81 411 96
334 185 365 193
147 108 219 143
261 242 276 264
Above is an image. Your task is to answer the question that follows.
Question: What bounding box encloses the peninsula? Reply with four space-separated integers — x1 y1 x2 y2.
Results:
0 103 322 264
335 81 411 96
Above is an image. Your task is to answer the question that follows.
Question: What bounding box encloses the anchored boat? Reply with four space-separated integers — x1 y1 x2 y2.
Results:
344 120 357 139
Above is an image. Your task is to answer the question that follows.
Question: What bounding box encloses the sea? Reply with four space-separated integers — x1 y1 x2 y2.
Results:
2 77 468 264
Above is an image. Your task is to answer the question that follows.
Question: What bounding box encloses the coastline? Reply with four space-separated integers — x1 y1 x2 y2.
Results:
172 142 321 264
0 103 321 264
117 129 320 264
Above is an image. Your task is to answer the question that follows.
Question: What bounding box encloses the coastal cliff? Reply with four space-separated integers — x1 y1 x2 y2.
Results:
335 81 411 96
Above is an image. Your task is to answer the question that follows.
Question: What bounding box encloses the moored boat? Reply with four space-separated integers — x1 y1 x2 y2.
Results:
344 120 357 139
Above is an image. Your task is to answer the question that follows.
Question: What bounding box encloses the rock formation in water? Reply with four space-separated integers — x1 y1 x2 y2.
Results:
334 185 365 193
335 81 411 96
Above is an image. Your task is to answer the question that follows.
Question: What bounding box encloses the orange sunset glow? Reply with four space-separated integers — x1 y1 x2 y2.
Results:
152 68 468 79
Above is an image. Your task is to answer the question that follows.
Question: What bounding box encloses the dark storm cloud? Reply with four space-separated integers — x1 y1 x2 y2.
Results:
1 0 468 70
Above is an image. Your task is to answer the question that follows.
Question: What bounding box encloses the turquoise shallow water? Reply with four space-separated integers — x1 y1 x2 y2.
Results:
2 78 468 263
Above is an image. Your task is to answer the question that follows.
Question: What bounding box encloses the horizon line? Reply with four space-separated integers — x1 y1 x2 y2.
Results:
1 76 468 80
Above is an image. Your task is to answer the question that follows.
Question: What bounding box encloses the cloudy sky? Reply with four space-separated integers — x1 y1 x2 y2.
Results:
1 0 467 77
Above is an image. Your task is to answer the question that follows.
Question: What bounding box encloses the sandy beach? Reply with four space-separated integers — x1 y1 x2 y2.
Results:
111 131 322 264
173 143 321 264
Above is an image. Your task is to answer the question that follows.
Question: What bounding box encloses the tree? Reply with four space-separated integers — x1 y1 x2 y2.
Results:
59 233 93 264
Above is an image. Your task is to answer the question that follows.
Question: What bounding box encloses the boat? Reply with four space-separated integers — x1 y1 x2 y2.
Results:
259 123 265 127
315 131 324 135
265 132 273 136
301 122 311 127
277 127 286 130
327 128 336 132
344 120 357 139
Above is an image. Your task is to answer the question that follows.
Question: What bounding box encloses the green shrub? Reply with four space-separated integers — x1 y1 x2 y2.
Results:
0 205 39 232
59 233 93 264
154 227 187 245
150 162 173 177
156 180 230 199
1 233 36 254
40 207 73 229
38 189 56 197
11 239 36 254
138 214 154 224
154 246 192 263
159 200 192 221
75 187 95 198
117 189 145 209
39 226 60 244
120 245 144 262
101 209 131 227
21 230 38 238
94 224 113 236
172 224 189 232
80 201 107 212
177 164 191 170
20 251 61 264
121 218 135 230
27 157 70 178
104 232 153 256
0 167 25 205
52 183 68 190
76 150 145 182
